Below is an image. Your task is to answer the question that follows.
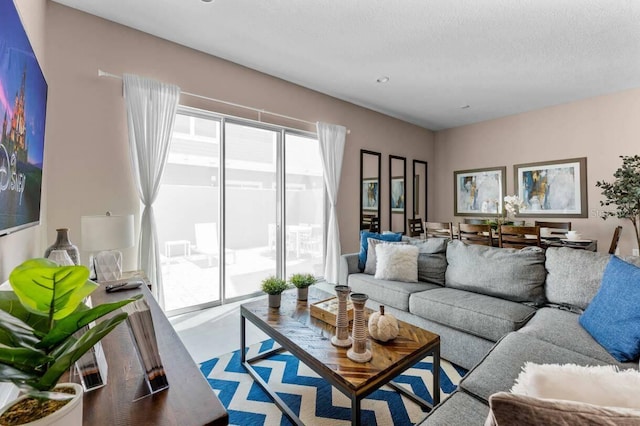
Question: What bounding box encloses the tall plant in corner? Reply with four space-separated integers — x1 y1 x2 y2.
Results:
596 155 640 251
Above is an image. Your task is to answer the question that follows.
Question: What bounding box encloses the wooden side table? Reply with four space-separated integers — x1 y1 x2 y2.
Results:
78 280 228 425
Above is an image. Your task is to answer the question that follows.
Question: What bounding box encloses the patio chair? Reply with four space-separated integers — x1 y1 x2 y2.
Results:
194 222 236 265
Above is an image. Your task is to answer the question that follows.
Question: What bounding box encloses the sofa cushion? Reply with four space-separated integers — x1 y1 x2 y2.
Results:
364 238 406 275
421 390 489 425
486 392 640 426
460 332 606 403
347 273 439 312
357 231 402 271
511 362 640 408
408 238 448 286
544 247 611 311
579 256 640 362
445 240 546 305
374 244 419 283
409 288 536 342
518 307 637 368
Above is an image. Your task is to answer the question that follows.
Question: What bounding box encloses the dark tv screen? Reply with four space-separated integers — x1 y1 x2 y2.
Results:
0 0 47 236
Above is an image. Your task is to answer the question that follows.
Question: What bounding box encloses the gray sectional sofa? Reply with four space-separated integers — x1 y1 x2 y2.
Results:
338 239 638 425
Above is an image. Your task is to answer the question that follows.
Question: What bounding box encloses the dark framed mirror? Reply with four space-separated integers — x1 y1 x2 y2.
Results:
360 150 381 232
389 155 407 234
413 160 428 220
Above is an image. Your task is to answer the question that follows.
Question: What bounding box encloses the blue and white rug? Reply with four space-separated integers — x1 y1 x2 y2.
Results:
200 339 467 426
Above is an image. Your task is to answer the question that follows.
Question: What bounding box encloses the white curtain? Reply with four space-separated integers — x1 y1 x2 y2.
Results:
123 74 180 309
316 122 347 284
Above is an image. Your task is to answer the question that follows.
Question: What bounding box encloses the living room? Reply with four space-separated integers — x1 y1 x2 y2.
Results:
1 0 639 424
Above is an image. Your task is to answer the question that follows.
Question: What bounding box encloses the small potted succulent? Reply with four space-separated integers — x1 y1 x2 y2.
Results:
260 276 289 308
289 273 316 301
0 258 140 425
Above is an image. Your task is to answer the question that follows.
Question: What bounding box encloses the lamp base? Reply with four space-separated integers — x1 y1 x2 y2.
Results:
95 250 123 282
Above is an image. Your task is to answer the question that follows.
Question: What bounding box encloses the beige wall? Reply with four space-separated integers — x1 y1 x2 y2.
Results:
0 0 48 281
434 88 640 255
44 2 435 268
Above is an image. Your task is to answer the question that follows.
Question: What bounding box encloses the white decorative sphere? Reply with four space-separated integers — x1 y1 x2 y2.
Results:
368 305 399 342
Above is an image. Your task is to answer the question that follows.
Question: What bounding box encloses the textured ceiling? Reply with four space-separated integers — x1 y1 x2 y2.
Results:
51 0 640 130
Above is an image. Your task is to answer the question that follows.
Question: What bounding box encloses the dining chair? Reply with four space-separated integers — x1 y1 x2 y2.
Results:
424 222 453 239
463 218 486 225
458 223 493 246
534 221 572 234
369 217 380 233
498 225 542 249
407 218 425 237
608 225 623 255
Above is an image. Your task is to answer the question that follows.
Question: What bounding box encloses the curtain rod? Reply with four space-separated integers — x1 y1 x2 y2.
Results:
98 69 350 134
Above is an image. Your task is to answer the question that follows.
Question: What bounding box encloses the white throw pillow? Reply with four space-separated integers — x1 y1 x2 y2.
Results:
511 362 640 409
364 238 406 275
374 244 419 283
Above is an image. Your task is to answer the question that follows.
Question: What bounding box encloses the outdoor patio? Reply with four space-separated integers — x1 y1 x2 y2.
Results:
161 244 323 313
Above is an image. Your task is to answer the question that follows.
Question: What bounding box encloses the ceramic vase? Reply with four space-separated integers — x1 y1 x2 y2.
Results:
331 285 353 347
347 293 372 363
44 228 80 266
47 250 74 266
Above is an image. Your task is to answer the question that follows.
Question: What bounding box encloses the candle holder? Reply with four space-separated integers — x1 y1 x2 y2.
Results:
331 285 353 347
347 293 372 363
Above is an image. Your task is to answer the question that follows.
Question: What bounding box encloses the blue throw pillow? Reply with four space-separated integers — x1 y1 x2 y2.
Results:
357 231 402 271
579 255 640 362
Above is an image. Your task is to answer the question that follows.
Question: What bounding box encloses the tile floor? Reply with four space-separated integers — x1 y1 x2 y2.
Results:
170 281 336 363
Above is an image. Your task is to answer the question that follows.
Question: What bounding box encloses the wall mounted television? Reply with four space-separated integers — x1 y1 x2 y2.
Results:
0 0 47 236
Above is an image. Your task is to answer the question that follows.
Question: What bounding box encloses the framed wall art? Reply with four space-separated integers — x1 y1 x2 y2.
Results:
454 166 506 216
362 178 379 211
391 177 405 213
514 157 587 218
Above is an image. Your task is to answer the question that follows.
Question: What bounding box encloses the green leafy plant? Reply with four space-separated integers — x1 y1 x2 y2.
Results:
260 276 289 295
596 155 640 250
0 258 140 394
289 273 316 289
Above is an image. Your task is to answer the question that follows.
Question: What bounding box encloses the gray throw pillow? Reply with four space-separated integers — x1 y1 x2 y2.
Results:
445 240 546 304
544 247 611 310
364 238 406 275
409 238 448 285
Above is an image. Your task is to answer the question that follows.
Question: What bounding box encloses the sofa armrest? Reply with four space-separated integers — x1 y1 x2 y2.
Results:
339 253 360 286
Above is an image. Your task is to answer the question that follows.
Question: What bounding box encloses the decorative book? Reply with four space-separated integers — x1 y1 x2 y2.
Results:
310 297 354 325
122 298 169 394
73 297 108 391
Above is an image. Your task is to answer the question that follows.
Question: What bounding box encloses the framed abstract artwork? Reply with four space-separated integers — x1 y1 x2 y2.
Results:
362 178 379 211
454 167 506 216
391 177 405 213
514 157 587 218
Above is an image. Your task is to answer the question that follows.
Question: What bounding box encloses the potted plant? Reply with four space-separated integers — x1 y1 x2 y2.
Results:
596 155 640 252
260 276 289 308
289 273 316 301
0 258 140 425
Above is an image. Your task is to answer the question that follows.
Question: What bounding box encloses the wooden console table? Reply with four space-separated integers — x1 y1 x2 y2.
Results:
79 280 228 425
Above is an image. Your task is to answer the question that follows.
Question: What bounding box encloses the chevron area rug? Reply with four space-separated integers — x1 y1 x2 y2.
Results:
200 339 467 426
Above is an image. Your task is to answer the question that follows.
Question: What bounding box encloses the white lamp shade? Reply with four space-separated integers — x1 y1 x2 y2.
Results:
81 214 135 252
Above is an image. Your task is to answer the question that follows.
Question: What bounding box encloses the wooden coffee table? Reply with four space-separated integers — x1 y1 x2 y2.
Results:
240 287 440 425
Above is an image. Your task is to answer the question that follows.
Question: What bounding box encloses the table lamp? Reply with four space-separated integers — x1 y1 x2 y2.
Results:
81 212 135 282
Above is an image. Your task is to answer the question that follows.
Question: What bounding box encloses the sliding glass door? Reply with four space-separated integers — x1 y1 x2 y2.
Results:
223 122 278 300
284 133 324 276
155 111 222 314
156 107 323 315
